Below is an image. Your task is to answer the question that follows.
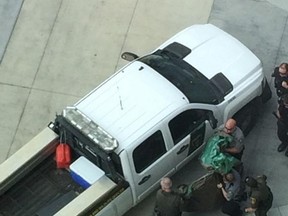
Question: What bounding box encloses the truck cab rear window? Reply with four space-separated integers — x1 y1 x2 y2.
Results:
133 131 166 173
139 52 222 104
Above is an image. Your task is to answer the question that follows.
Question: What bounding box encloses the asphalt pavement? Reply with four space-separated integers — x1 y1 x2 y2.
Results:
0 0 288 216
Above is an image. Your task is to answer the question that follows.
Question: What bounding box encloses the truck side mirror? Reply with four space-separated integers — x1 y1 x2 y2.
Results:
207 112 218 129
121 52 139 61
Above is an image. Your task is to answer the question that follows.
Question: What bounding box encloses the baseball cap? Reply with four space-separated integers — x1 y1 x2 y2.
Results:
245 176 257 188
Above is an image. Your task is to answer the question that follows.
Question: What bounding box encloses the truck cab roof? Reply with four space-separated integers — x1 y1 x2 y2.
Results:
72 24 262 153
75 60 188 153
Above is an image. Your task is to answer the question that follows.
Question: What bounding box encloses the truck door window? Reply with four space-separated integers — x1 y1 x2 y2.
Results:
169 109 206 144
133 130 166 173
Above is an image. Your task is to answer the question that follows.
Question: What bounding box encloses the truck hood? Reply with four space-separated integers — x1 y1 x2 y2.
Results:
157 24 263 88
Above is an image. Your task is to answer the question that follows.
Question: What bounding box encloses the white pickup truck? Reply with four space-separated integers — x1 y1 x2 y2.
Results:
0 24 271 216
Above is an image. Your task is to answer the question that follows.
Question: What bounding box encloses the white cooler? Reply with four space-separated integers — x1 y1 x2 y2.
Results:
69 156 105 189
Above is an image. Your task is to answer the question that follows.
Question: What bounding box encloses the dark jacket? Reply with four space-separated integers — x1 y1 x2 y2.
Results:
154 189 182 216
248 177 273 212
278 102 288 124
273 67 288 97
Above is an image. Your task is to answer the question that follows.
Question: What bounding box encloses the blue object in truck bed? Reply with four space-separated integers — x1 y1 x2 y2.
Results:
69 156 105 189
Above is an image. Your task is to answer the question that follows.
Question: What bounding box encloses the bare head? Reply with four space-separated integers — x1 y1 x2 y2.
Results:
223 172 235 183
160 177 172 191
279 63 288 75
224 118 237 134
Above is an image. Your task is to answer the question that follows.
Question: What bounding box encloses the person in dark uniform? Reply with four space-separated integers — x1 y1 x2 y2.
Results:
244 175 273 216
272 63 288 102
154 177 182 216
276 94 288 155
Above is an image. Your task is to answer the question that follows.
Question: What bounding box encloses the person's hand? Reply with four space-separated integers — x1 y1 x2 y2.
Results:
282 81 288 88
217 183 223 189
245 207 255 213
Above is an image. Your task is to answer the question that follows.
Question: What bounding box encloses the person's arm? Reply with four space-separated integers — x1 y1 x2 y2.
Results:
224 146 241 154
245 195 259 213
224 140 243 154
176 193 184 212
245 207 257 213
277 108 281 118
217 183 231 201
154 190 161 214
225 129 244 154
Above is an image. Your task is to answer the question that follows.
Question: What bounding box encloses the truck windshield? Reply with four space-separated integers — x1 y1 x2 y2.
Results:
138 50 222 104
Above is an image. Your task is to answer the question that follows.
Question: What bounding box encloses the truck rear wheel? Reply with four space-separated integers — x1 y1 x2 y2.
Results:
233 98 260 136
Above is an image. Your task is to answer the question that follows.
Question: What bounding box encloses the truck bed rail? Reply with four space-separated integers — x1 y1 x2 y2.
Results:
0 127 59 195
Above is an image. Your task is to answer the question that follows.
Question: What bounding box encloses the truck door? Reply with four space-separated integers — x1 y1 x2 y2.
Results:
168 109 215 170
130 130 175 202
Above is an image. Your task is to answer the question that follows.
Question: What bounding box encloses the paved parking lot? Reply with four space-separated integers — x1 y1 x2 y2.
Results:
1 0 288 215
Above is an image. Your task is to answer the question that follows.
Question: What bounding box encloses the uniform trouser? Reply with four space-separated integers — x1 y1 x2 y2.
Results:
277 120 288 146
221 200 242 216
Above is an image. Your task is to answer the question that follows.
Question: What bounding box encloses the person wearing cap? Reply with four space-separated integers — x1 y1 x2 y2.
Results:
217 169 243 216
276 94 288 155
218 118 245 160
244 176 273 216
272 63 288 101
154 177 182 216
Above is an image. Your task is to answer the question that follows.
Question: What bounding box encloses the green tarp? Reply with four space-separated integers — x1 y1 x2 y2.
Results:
178 134 241 212
200 133 239 174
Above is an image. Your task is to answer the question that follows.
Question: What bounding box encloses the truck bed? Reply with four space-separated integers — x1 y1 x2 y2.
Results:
0 127 127 216
0 155 83 216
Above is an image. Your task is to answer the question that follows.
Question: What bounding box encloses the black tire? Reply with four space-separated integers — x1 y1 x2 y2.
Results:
233 98 260 136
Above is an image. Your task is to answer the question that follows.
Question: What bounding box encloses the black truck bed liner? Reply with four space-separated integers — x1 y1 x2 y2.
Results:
0 155 83 216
